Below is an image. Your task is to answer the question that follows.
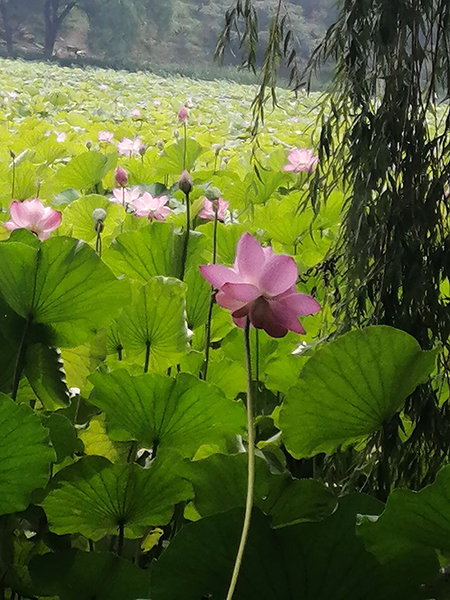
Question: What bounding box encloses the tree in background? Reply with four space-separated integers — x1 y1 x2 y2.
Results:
217 0 450 497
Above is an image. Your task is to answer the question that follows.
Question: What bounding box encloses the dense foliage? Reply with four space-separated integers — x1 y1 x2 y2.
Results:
1 55 450 599
0 0 335 76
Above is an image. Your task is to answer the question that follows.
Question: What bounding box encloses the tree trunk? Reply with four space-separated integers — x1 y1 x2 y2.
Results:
44 0 58 58
43 0 76 59
0 0 14 57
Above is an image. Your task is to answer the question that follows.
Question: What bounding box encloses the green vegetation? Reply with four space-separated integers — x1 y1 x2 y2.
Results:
0 0 335 78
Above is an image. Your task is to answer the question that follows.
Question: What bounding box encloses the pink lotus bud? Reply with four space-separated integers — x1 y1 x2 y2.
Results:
178 105 189 123
178 170 193 195
157 139 164 150
115 166 128 187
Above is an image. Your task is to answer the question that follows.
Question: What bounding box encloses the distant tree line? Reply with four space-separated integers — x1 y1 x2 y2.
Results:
0 0 335 73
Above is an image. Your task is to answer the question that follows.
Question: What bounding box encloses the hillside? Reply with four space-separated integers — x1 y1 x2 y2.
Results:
0 0 336 79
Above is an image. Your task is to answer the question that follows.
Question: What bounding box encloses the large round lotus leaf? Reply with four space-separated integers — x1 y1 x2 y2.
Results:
88 370 246 457
42 453 192 540
0 393 55 515
151 496 439 600
103 222 185 281
29 549 150 600
0 237 127 347
116 277 189 371
280 326 437 458
181 453 337 526
359 463 450 562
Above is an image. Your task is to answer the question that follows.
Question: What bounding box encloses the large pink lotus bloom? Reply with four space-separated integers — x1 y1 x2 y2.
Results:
117 137 144 156
132 192 171 222
4 199 61 241
178 105 189 123
98 130 114 143
131 108 141 117
56 132 66 143
110 187 141 207
283 148 318 173
153 99 161 107
198 198 229 222
199 233 320 337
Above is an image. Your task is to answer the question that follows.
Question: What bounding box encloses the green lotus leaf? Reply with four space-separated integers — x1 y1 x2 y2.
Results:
42 453 192 540
88 370 246 457
115 277 189 371
151 496 438 600
0 394 55 515
0 237 127 347
280 326 438 458
29 550 150 600
359 464 450 562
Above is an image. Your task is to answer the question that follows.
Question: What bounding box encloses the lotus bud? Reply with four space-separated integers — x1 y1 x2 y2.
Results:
173 128 180 139
157 139 164 150
92 208 107 232
178 105 189 123
178 170 193 195
86 140 92 150
115 166 128 187
9 149 15 159
212 144 222 155
139 144 147 157
205 186 222 202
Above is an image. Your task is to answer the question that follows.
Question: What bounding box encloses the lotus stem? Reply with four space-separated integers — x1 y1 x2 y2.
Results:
202 204 218 380
225 316 255 600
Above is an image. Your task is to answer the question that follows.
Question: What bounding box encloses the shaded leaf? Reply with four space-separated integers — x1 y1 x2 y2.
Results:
280 326 437 458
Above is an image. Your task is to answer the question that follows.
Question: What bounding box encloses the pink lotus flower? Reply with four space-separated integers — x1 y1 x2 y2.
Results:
4 199 61 241
131 108 141 117
56 132 66 143
153 99 161 107
110 187 141 207
98 130 114 143
132 192 171 222
283 148 318 173
117 137 144 156
115 166 128 187
199 233 320 337
198 198 229 222
178 105 189 123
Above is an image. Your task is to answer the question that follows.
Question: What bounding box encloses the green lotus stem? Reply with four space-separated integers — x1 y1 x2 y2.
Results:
225 316 255 600
180 191 190 281
11 317 30 402
117 521 125 557
202 204 218 380
183 121 187 171
144 341 150 373
10 151 15 199
95 224 102 257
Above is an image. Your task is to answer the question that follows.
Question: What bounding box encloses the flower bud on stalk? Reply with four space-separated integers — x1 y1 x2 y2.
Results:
178 105 189 123
115 166 128 187
92 208 107 233
178 170 193 195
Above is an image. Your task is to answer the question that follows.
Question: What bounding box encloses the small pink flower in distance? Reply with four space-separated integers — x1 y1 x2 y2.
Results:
4 199 61 241
117 137 144 156
283 148 318 173
110 187 141 206
153 99 161 107
132 192 171 222
198 198 229 222
178 105 189 123
131 108 141 117
115 166 128 187
199 233 320 338
98 130 114 143
56 132 66 143
186 100 194 109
